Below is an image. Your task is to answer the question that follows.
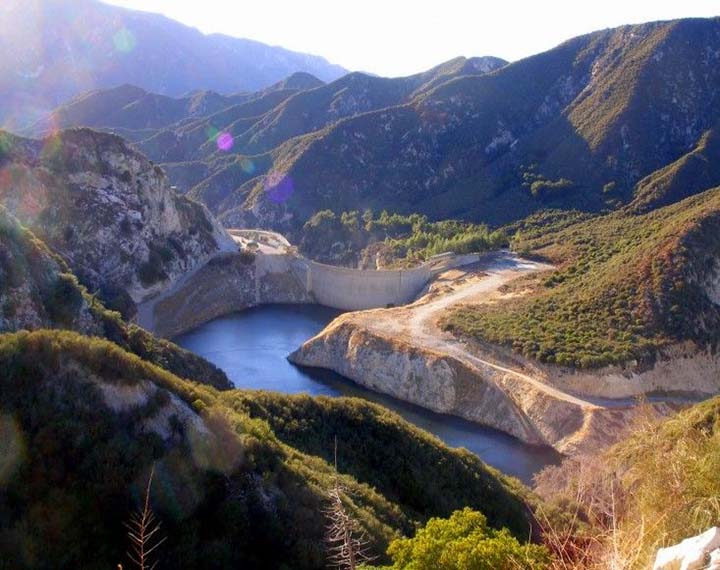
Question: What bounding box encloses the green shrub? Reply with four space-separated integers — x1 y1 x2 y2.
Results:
300 209 508 267
372 508 549 570
42 273 85 326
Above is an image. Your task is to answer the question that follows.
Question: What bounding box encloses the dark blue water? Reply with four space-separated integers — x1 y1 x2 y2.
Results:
174 304 559 483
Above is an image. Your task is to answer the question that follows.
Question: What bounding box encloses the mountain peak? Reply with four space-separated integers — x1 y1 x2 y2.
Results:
269 71 325 92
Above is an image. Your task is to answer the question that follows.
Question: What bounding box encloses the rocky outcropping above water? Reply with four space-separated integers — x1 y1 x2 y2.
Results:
289 257 709 455
140 251 312 338
0 128 235 316
288 315 682 454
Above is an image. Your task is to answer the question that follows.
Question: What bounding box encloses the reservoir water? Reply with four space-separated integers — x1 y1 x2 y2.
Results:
174 304 560 483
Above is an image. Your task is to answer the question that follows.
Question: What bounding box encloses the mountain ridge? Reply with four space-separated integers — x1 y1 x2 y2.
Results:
217 18 720 233
0 0 347 129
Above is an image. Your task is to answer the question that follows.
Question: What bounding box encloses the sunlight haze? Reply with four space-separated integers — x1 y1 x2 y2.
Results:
102 0 719 76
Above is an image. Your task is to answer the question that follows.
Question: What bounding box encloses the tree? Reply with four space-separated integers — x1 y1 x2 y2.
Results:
382 508 549 570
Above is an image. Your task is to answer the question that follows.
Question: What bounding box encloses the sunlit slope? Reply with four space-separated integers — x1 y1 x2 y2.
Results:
443 186 720 368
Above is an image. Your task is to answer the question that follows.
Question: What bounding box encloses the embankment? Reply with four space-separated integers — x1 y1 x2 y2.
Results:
288 315 682 455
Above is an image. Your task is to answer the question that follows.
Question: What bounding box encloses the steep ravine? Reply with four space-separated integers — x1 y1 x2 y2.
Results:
290 253 710 455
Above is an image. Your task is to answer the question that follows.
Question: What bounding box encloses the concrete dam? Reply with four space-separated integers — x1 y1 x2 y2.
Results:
231 228 482 311
285 254 480 311
141 229 481 337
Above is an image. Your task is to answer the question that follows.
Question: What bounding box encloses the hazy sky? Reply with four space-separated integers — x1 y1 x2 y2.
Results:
103 0 719 77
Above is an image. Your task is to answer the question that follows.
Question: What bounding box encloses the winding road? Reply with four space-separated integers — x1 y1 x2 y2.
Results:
351 252 610 408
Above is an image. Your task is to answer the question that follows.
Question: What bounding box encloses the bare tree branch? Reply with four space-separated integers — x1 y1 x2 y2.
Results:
323 437 373 570
124 466 167 570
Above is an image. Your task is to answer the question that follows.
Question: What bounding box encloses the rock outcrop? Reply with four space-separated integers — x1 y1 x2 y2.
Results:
654 527 720 570
0 205 232 389
0 128 235 316
289 315 682 454
140 251 312 338
290 318 550 444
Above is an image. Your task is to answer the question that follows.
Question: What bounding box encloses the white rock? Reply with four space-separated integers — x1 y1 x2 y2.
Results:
710 549 720 570
653 527 720 570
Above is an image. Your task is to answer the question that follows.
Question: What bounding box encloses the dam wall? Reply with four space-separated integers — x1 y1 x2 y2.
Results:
291 253 480 311
227 227 481 310
141 248 481 337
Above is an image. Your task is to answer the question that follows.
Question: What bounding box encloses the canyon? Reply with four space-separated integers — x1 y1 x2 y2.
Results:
138 235 714 456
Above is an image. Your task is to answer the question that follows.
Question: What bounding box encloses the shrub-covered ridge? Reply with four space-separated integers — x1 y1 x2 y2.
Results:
443 187 720 368
0 329 535 569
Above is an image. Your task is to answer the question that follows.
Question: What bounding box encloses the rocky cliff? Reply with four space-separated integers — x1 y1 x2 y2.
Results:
140 251 312 338
289 315 688 455
0 128 235 316
0 204 232 389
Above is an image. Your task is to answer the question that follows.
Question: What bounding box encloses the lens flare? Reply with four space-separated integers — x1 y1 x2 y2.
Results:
113 28 136 53
265 172 294 204
40 133 63 161
216 132 234 152
0 164 49 218
0 414 25 485
239 157 255 174
144 460 203 519
189 410 243 475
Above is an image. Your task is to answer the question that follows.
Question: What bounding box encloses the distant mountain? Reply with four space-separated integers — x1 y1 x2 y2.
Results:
30 18 720 244
33 55 508 213
30 72 325 136
0 0 346 129
36 19 720 241
224 18 720 232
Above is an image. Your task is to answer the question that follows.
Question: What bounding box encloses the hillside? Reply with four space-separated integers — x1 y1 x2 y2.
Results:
30 84 256 135
0 0 346 129
28 71 329 142
535 394 720 568
0 205 102 334
630 123 720 213
0 205 231 388
443 186 720 368
22 19 720 256
210 56 508 158
0 329 534 569
217 18 720 233
0 128 235 317
29 56 507 218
